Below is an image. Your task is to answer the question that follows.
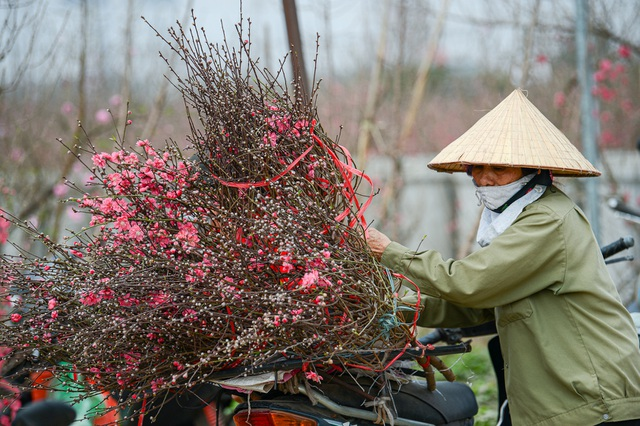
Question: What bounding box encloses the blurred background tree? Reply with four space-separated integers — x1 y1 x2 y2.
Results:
0 0 638 242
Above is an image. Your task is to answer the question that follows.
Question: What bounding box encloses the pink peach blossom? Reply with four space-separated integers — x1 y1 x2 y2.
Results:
618 45 631 59
305 371 322 383
80 292 101 306
95 109 111 124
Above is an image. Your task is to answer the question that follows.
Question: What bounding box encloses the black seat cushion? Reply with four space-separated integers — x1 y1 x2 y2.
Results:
319 376 478 424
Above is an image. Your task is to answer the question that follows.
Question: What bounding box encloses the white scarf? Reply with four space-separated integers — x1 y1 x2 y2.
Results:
475 176 547 247
474 174 535 211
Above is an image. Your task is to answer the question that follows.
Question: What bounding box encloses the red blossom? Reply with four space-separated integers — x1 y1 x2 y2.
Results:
593 85 616 102
0 216 9 244
69 249 83 258
182 309 198 322
553 92 566 109
176 222 199 247
124 152 139 164
80 292 101 306
594 69 607 83
535 54 548 63
118 294 139 307
600 130 618 147
618 44 631 59
599 58 613 72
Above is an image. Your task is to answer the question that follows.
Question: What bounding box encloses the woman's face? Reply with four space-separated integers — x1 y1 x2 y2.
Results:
471 165 524 187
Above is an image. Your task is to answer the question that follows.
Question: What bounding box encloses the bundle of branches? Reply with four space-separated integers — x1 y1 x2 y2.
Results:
0 12 417 418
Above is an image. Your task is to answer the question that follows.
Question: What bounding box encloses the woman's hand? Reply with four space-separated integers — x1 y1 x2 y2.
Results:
366 228 391 260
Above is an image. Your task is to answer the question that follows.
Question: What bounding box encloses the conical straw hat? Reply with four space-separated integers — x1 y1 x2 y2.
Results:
427 89 601 177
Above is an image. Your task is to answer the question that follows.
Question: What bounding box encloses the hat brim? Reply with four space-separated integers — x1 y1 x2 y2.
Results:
427 89 601 178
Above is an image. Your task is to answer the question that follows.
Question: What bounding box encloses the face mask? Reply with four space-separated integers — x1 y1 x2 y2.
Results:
474 174 535 211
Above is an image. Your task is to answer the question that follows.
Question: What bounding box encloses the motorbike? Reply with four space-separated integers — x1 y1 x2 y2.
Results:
227 235 637 426
226 342 477 426
4 237 636 426
3 343 476 426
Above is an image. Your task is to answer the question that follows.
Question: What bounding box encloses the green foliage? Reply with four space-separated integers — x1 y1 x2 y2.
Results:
440 340 499 426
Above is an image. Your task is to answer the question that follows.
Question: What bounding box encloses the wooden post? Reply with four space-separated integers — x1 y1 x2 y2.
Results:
282 0 309 102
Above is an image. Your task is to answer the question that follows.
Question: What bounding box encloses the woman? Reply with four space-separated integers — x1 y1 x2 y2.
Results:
366 89 640 425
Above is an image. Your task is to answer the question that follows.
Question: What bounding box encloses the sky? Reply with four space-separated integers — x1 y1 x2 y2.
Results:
7 0 640 89
127 0 522 72
3 0 533 89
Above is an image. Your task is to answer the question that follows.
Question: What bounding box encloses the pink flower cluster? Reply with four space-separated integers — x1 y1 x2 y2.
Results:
0 214 9 244
80 139 199 255
593 58 628 103
262 104 310 148
591 45 636 147
553 45 637 148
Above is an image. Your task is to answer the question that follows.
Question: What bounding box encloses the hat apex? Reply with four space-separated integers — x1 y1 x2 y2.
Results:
427 89 601 177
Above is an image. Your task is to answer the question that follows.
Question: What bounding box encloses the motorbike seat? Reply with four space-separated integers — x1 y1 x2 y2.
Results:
392 380 478 424
320 377 478 425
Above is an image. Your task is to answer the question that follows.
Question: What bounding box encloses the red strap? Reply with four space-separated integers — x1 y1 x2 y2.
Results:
204 143 314 189
200 119 375 231
417 356 431 369
309 120 374 229
137 396 147 426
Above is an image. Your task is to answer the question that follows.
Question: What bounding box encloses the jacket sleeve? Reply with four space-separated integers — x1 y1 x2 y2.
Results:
381 204 567 309
413 294 495 328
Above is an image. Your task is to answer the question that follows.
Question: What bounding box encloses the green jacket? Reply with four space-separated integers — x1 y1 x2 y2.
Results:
381 187 640 425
